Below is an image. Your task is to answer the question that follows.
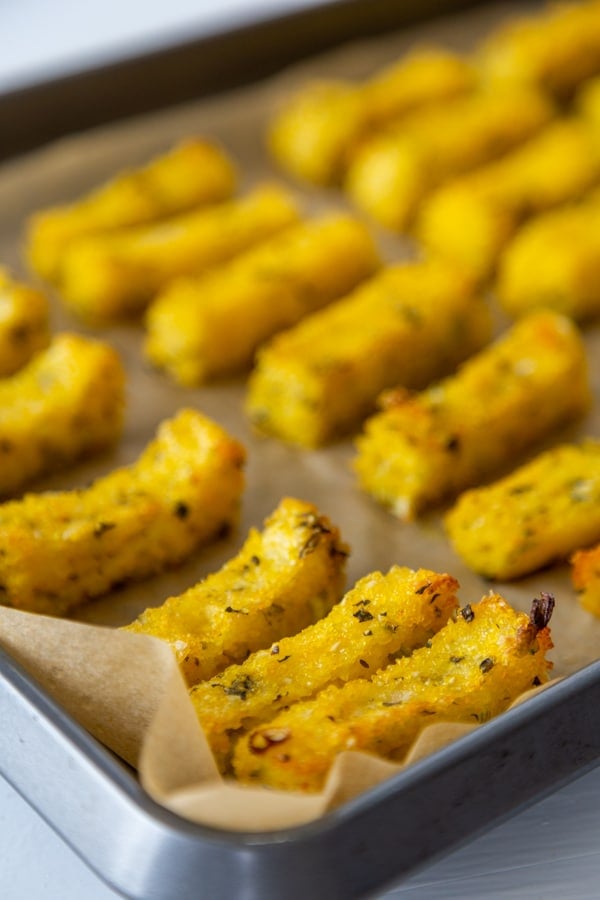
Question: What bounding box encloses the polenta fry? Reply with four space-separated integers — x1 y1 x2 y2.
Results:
144 214 380 385
354 311 590 520
497 193 600 321
417 119 600 281
246 260 491 447
446 441 600 581
191 566 459 771
572 543 600 617
345 86 554 231
27 139 237 281
0 333 125 497
127 497 348 685
269 48 474 185
58 184 300 323
477 0 600 98
0 267 50 377
0 409 245 615
233 593 554 792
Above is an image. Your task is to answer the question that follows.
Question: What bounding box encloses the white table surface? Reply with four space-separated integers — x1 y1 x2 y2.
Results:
2 2 600 898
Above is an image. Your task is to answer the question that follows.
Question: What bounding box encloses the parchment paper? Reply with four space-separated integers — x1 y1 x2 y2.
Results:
0 0 599 832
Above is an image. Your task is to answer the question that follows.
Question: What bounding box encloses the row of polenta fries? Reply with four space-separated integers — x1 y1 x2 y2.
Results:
2 0 600 796
127 500 554 793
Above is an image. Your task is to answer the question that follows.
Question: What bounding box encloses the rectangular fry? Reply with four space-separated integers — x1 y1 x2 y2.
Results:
0 409 245 615
246 260 491 447
190 566 459 771
477 0 600 99
144 214 380 385
127 497 348 686
572 543 600 617
446 441 600 581
58 184 300 323
269 48 474 185
0 332 125 497
345 86 555 231
0 267 50 377
497 192 600 321
417 120 600 281
355 311 590 520
232 593 554 792
27 138 237 281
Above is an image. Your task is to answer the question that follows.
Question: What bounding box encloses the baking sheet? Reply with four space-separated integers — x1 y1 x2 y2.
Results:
1 0 600 859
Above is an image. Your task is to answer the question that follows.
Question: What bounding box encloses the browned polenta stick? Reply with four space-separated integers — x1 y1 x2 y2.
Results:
0 332 125 497
417 120 600 281
497 193 600 321
269 48 474 186
572 542 600 618
190 566 459 771
345 85 554 231
144 214 380 385
246 259 491 447
355 311 590 519
0 267 50 377
232 593 554 792
0 409 245 615
446 441 600 581
58 184 300 322
477 0 600 99
126 497 348 685
27 138 237 282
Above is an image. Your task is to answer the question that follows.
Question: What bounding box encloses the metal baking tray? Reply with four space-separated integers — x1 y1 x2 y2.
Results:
2 1 600 898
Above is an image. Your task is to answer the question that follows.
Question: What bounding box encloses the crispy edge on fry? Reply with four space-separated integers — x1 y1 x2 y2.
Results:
246 260 491 448
354 311 590 520
572 543 600 617
345 85 555 231
190 566 459 772
232 592 554 792
0 332 125 497
446 441 600 581
27 138 237 282
0 409 245 615
497 193 600 321
268 48 474 185
416 119 600 281
58 184 300 323
126 497 349 685
0 267 50 377
477 0 600 98
144 214 380 385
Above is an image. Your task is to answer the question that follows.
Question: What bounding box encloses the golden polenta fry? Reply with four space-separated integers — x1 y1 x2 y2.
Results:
0 333 125 497
246 260 491 448
578 74 600 132
144 214 380 385
355 311 590 520
0 409 245 615
477 0 600 99
446 441 600 581
190 567 459 771
497 193 600 321
27 139 237 281
269 48 474 185
571 543 600 617
127 497 348 686
58 184 300 323
0 267 50 377
233 593 554 792
345 86 555 231
417 119 600 281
